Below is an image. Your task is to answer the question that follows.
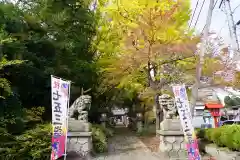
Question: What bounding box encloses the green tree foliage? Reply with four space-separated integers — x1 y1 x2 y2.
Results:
0 28 23 99
0 0 98 120
0 0 102 155
0 23 25 134
0 0 118 158
224 96 240 108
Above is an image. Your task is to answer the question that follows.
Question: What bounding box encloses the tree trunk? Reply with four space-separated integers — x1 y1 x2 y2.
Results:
155 109 160 130
155 93 161 130
190 83 198 116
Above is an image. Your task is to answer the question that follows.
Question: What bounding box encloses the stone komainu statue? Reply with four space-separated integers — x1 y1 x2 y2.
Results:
159 94 177 119
68 95 91 122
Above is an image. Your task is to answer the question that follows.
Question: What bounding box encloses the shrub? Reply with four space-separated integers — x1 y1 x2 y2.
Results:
204 128 214 142
232 126 240 150
220 125 240 150
0 123 51 160
201 125 240 151
195 128 205 139
92 124 113 138
91 125 108 153
16 123 51 159
211 126 225 147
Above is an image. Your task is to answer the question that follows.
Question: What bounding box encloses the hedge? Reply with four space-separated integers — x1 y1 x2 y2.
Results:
196 125 240 151
0 123 113 160
91 124 114 154
0 124 52 160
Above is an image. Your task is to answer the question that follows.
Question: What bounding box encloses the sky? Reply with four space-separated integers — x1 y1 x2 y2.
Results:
190 0 240 45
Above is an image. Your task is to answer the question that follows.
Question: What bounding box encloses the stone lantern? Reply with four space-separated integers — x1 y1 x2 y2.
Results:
202 110 212 129
100 113 107 128
123 108 129 127
136 113 143 133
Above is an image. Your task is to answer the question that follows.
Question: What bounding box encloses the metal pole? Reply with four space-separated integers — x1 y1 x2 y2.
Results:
224 0 240 59
64 81 71 160
198 0 215 81
191 0 215 116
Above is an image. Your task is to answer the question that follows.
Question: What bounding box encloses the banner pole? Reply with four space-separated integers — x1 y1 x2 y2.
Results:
50 75 53 160
51 75 71 160
63 81 71 160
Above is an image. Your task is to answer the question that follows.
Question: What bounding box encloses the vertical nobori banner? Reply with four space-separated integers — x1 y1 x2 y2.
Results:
51 76 70 160
172 84 201 160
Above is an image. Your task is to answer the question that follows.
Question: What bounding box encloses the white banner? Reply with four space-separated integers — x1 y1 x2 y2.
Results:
51 76 70 160
172 84 200 160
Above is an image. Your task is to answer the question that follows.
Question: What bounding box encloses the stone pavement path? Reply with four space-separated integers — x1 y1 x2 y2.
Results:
91 126 164 160
91 125 213 160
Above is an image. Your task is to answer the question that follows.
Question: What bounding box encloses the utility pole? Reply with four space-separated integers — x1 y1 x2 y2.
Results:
191 0 215 116
220 0 239 59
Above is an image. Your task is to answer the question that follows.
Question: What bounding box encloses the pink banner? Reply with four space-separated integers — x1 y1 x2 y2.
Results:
51 76 70 160
51 135 66 160
186 137 201 160
172 84 201 160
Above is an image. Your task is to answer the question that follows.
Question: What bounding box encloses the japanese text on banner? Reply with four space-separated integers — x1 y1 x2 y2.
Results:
172 84 201 160
51 76 70 160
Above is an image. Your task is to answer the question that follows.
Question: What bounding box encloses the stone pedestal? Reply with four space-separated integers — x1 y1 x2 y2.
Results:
100 113 107 128
157 119 187 159
67 132 92 159
67 120 92 159
136 113 143 133
124 116 129 127
68 120 89 132
101 121 106 128
137 121 143 133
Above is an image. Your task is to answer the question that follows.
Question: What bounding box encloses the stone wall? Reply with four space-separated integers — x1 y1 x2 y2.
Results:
67 132 92 159
157 119 188 159
205 144 240 160
157 130 188 159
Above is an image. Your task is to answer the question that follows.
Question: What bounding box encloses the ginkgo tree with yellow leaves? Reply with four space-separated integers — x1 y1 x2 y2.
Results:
94 0 226 127
96 0 198 91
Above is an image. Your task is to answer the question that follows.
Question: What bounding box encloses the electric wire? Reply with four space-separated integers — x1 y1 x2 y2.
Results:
232 3 240 14
193 0 206 29
189 0 200 29
233 3 240 26
217 18 227 37
201 0 220 33
232 3 240 51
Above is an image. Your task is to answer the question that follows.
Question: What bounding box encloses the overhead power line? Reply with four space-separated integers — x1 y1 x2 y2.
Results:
232 3 240 13
232 2 240 27
189 0 200 29
193 0 206 29
217 18 228 37
236 20 240 26
219 0 224 8
213 0 220 10
201 0 220 33
223 0 240 52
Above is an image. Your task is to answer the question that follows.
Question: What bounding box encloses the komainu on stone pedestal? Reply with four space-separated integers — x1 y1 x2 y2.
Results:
67 95 92 159
157 94 187 159
68 95 91 132
68 95 91 122
159 94 178 120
